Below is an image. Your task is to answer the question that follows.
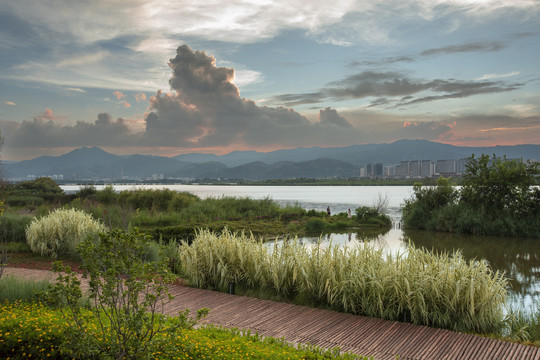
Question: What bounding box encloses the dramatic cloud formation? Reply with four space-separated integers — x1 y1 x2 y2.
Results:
2 41 538 161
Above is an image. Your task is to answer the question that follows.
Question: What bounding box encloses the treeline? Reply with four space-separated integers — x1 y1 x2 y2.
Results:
402 155 540 238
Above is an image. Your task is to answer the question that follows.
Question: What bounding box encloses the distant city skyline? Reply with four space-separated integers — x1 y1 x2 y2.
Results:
1 1 539 161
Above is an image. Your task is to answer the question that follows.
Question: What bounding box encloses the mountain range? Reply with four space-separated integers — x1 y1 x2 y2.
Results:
5 140 540 181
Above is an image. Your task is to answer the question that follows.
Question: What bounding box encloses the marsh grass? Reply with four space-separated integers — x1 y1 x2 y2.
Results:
0 275 50 302
504 305 540 343
26 208 106 258
178 229 508 334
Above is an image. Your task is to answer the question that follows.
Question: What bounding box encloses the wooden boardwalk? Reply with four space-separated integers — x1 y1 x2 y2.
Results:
4 267 540 360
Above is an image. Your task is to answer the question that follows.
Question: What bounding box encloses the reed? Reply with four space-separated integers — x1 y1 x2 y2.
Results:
25 208 106 258
178 229 508 334
0 275 50 302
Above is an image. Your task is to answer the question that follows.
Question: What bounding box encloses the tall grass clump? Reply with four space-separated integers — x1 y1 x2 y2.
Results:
179 229 508 334
0 214 33 242
0 276 50 302
26 208 106 258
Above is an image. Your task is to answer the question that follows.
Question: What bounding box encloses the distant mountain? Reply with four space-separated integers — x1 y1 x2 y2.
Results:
5 147 187 179
4 141 540 181
174 140 540 167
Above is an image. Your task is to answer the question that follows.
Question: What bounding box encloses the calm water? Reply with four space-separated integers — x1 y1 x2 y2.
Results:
61 184 540 310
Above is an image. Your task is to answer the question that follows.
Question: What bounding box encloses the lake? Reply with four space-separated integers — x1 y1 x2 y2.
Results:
61 184 539 311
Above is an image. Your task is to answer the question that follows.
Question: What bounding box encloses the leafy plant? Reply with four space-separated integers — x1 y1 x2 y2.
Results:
46 227 209 360
25 208 106 258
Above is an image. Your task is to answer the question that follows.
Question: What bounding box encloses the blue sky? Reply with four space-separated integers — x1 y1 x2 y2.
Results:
1 0 539 161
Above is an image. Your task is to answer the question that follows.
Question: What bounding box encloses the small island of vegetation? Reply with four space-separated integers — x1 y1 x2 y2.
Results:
402 154 540 238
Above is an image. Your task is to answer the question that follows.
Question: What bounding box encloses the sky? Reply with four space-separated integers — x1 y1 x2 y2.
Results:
0 0 539 161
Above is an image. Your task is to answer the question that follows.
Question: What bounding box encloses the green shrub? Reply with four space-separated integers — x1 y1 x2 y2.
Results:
25 208 106 258
169 191 199 211
96 184 117 204
0 214 32 242
305 219 326 234
76 185 97 199
4 195 44 207
47 228 207 360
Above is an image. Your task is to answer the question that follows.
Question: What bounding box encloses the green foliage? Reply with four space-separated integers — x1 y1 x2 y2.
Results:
403 157 540 237
46 228 208 360
355 206 379 220
3 177 67 208
25 208 106 258
179 229 508 333
76 184 97 199
18 177 64 195
461 154 540 217
0 302 371 360
96 184 117 204
305 219 326 234
0 276 50 302
355 206 392 227
0 214 32 242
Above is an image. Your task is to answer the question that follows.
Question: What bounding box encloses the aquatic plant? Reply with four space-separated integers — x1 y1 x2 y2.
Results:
178 229 508 333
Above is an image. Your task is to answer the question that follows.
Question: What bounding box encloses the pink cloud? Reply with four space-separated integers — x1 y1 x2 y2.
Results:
134 92 147 103
113 90 125 100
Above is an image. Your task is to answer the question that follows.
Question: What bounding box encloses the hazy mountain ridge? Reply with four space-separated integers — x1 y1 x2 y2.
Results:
5 141 540 181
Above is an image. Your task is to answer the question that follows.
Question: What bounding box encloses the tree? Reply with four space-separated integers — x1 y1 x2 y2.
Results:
47 228 208 359
460 154 540 217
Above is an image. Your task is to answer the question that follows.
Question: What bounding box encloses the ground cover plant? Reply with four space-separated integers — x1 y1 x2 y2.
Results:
0 301 372 360
178 229 508 334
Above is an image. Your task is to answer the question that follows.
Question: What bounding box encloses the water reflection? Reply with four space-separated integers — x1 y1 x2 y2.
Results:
404 229 540 310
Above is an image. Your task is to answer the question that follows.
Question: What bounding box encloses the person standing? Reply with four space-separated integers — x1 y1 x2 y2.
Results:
348 209 352 219
327 206 331 216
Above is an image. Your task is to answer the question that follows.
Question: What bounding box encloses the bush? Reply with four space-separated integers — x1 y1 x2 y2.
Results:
47 228 208 360
96 184 117 204
0 214 32 242
25 208 106 258
305 219 326 234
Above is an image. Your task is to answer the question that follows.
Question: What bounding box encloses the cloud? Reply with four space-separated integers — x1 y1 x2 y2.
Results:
2 44 538 159
420 41 505 56
113 90 125 100
5 101 16 106
134 92 147 103
476 71 520 81
66 87 86 93
2 113 134 149
271 70 523 108
319 107 352 127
